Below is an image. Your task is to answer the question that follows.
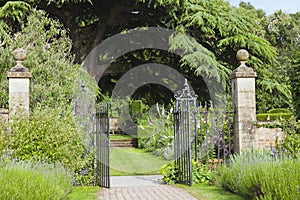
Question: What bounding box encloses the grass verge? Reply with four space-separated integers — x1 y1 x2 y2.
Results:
110 147 169 176
177 183 247 200
68 186 99 200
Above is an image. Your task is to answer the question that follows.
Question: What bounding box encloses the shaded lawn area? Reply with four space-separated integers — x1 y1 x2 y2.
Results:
110 134 137 140
110 147 170 176
177 183 248 200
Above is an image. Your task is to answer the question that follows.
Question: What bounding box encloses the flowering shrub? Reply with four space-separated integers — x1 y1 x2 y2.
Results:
0 106 94 185
138 120 173 152
138 104 174 159
196 110 233 162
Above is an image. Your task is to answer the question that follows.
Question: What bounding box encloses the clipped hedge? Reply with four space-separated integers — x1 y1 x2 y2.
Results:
257 108 293 121
256 113 293 121
267 108 291 114
0 160 73 200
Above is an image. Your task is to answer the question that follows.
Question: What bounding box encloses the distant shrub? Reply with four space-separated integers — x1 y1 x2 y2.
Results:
214 151 300 200
276 119 300 159
130 100 142 116
0 160 73 200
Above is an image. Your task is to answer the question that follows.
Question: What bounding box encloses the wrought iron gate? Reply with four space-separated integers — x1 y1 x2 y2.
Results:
174 79 197 186
174 79 233 186
95 103 110 188
73 81 110 188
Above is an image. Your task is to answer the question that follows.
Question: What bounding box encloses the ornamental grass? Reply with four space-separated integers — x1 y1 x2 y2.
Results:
0 160 73 200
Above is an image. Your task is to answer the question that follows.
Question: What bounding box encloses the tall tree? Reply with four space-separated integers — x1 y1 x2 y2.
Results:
238 1 266 19
263 10 300 118
1 0 294 112
141 0 289 112
0 5 95 109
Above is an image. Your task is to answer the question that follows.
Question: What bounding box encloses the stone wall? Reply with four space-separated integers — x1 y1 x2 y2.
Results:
256 123 284 150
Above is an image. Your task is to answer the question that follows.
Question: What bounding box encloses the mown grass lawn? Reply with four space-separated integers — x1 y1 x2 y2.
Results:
177 183 247 200
110 147 170 176
110 134 137 140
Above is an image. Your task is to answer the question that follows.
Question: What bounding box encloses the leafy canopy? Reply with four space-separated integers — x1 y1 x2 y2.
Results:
0 5 97 109
1 0 297 113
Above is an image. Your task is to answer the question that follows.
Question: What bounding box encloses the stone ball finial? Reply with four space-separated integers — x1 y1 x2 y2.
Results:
10 48 29 72
13 48 26 62
236 49 249 62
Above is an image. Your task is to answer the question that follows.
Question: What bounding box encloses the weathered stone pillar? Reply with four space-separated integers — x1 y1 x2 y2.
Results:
0 108 9 123
7 48 31 116
230 49 257 154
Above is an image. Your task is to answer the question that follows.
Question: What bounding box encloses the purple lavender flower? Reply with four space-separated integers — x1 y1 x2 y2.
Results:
7 150 13 156
224 148 229 157
207 138 211 144
148 119 153 126
270 146 278 157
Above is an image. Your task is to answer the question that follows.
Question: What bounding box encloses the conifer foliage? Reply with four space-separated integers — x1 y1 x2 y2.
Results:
142 0 293 112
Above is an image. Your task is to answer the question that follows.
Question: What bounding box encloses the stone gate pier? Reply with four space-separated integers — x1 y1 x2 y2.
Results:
231 49 257 154
7 48 31 116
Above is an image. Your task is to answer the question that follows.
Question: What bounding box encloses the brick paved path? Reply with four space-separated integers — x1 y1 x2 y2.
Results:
98 185 197 200
97 176 197 200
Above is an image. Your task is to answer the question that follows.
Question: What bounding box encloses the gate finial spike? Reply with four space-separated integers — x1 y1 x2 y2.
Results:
184 78 189 89
81 80 85 89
